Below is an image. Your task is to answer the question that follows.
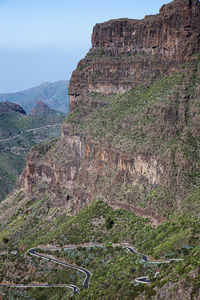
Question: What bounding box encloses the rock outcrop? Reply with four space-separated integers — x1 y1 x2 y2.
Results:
30 100 54 115
69 0 200 112
18 127 168 223
16 0 200 222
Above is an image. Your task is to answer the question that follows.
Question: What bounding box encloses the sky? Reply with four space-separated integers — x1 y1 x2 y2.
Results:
0 0 171 93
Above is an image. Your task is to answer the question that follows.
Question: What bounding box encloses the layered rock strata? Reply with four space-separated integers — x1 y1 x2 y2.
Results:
69 0 200 112
18 127 167 223
16 0 200 222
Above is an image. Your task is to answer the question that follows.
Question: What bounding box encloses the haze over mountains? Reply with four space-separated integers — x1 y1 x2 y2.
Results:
0 80 69 114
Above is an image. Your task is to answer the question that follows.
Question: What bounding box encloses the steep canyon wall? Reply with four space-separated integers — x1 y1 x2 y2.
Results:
69 0 200 111
17 0 200 221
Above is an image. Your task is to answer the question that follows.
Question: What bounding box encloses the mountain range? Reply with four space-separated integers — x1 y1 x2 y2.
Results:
0 80 69 114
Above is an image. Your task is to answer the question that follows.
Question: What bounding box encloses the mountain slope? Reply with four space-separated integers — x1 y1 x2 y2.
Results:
0 80 69 114
0 101 66 201
0 0 199 299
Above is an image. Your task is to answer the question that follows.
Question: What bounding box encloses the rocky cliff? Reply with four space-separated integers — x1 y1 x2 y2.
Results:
16 0 200 223
69 0 200 112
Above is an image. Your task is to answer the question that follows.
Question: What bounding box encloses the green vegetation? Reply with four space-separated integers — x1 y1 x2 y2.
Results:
0 251 80 299
0 104 66 201
77 62 91 71
63 57 200 218
0 200 199 299
66 72 184 154
0 49 200 300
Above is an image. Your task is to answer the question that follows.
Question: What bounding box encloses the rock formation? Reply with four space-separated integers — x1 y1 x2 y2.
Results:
16 0 200 221
69 0 200 112
30 100 54 115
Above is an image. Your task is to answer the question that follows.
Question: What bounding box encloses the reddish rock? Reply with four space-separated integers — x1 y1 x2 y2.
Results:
30 100 53 115
13 0 200 221
69 0 200 112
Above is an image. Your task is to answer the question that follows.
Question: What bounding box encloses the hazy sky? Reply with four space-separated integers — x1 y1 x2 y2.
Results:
0 0 171 93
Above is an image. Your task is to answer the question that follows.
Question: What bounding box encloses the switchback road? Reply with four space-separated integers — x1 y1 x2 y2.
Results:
0 243 184 294
29 248 91 289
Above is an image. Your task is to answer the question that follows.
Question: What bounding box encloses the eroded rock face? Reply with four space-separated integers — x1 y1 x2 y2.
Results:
17 124 85 207
69 0 200 112
18 121 169 222
15 0 200 221
81 137 164 186
92 0 199 58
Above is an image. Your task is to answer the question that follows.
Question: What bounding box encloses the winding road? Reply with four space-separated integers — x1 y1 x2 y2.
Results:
124 246 148 262
124 245 184 284
0 243 184 294
29 248 91 290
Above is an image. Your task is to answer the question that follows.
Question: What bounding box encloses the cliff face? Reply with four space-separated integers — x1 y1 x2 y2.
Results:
69 0 200 112
18 129 84 209
16 0 200 223
18 128 166 223
92 0 199 58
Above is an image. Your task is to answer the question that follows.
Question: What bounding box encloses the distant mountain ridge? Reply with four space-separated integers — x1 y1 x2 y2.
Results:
0 80 69 114
0 102 26 116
